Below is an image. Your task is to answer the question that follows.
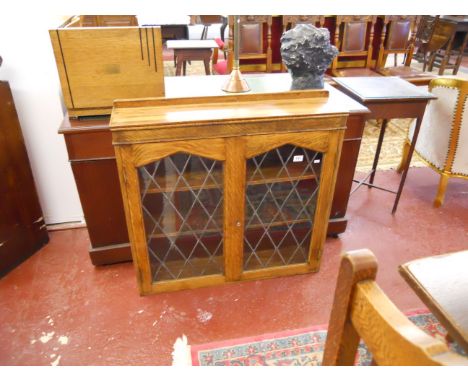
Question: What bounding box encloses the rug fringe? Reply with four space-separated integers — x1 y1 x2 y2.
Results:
171 334 192 366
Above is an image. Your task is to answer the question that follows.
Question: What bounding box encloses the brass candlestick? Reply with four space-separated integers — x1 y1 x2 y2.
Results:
222 15 250 93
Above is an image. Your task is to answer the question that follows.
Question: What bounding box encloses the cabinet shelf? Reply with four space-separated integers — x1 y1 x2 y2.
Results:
148 217 312 239
141 163 316 194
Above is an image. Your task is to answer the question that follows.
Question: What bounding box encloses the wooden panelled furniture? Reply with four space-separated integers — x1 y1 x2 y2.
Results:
322 250 468 366
397 78 468 207
0 79 49 277
59 74 369 266
49 17 165 117
64 15 138 27
110 90 350 294
331 16 381 77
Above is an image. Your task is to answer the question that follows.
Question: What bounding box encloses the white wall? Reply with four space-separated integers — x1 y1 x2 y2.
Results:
0 14 84 224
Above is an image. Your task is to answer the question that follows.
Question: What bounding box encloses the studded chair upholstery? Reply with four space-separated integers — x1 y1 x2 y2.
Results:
397 78 468 207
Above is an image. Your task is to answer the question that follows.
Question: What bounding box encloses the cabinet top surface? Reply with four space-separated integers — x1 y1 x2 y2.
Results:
110 74 368 131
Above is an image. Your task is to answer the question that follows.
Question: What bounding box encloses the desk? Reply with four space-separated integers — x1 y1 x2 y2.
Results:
166 39 219 76
399 251 468 353
59 73 369 265
334 76 436 214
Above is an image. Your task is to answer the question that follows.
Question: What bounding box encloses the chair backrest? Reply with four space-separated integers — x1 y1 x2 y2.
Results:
322 249 468 366
375 16 420 68
227 15 273 72
331 16 377 71
426 18 458 52
282 15 325 32
410 78 468 177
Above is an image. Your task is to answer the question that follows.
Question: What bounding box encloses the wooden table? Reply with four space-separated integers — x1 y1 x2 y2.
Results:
399 251 468 353
166 39 219 76
59 73 369 265
334 76 436 214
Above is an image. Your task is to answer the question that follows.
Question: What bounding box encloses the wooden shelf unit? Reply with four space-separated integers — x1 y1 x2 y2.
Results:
111 90 348 294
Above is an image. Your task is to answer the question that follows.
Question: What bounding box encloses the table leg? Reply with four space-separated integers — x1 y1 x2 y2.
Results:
203 59 211 75
183 61 187 76
369 119 388 187
392 116 423 214
175 56 183 76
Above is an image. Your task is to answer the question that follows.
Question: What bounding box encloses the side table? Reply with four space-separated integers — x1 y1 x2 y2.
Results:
166 39 219 76
334 76 436 214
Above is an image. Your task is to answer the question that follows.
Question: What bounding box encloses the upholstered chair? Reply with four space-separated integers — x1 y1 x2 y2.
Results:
375 16 437 85
331 15 381 77
213 16 273 75
281 16 326 72
397 78 468 207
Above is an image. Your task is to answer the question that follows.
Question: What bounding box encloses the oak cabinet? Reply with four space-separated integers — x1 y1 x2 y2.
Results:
49 17 165 117
110 90 348 294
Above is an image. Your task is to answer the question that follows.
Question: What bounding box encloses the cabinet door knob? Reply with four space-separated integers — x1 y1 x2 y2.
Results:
236 221 241 227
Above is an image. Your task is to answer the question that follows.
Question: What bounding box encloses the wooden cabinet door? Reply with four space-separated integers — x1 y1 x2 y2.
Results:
0 81 49 277
233 130 344 281
115 138 227 294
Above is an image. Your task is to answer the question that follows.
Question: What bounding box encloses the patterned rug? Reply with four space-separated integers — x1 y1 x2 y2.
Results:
179 310 465 366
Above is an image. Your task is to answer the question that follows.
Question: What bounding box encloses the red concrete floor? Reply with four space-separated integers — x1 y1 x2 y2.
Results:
0 167 467 366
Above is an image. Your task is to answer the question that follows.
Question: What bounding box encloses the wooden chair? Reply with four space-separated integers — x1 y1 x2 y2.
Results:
281 16 325 72
331 16 381 77
375 16 437 85
322 249 468 366
397 78 468 207
413 16 440 67
213 16 273 74
425 19 462 75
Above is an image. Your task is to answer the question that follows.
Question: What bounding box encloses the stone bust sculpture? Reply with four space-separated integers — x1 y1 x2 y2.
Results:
280 24 338 90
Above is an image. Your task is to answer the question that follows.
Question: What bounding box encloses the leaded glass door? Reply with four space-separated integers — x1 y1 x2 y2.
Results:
244 144 322 270
116 139 227 294
238 131 341 280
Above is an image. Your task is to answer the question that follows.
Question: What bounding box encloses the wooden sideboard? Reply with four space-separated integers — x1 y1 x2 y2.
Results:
59 74 368 266
110 90 348 294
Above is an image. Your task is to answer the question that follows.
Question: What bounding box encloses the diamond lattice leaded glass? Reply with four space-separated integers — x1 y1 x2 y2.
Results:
138 153 224 281
243 145 322 271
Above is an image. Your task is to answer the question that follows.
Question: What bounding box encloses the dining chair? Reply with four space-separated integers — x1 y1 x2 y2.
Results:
322 249 468 366
280 16 326 72
330 15 381 77
213 15 273 75
397 77 468 207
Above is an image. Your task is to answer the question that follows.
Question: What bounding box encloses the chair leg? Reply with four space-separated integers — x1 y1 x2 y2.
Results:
396 140 411 174
434 174 449 208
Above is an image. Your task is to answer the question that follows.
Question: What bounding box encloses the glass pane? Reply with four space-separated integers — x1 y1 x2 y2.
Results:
138 153 224 282
243 145 322 271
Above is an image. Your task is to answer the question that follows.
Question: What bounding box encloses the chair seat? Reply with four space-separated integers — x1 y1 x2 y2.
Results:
331 68 382 77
